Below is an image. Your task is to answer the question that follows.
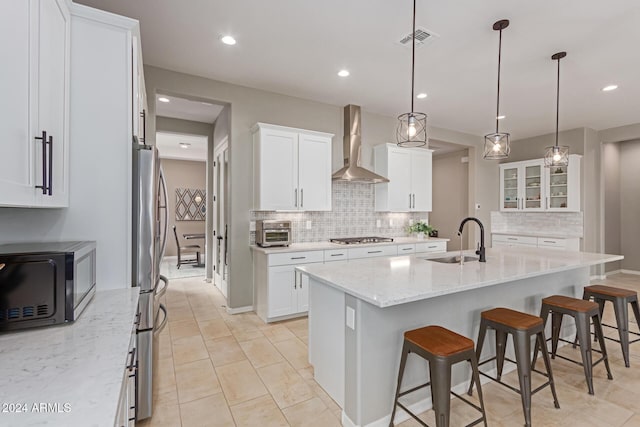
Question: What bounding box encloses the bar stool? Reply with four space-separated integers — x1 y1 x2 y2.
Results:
533 295 613 395
468 308 559 427
582 285 640 367
390 325 487 427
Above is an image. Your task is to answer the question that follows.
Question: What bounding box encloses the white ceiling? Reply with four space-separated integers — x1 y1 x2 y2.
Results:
156 94 224 123
77 0 640 140
156 132 208 162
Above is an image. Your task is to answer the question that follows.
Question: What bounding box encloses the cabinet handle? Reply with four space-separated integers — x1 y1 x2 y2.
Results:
34 131 48 195
412 194 415 209
47 134 53 196
140 109 146 143
367 250 382 254
543 240 556 243
507 238 518 241
290 256 306 260
330 253 344 257
301 188 304 208
428 245 437 248
294 189 298 207
127 347 136 372
402 247 412 251
409 194 412 209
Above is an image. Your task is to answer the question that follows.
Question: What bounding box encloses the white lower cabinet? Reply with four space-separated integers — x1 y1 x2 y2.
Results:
254 240 448 323
115 325 137 427
492 234 579 251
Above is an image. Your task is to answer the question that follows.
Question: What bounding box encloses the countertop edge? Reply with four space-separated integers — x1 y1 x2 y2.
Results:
250 237 450 254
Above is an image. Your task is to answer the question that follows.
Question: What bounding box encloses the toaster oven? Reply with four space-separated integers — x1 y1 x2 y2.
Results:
255 220 291 247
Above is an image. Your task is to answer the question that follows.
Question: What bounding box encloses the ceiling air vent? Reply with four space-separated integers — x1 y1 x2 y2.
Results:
398 27 438 48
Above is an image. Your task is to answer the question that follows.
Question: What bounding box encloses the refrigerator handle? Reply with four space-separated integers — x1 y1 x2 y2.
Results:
154 304 168 336
155 275 169 299
158 167 169 263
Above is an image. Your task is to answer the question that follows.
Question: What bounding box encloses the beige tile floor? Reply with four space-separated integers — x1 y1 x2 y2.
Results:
138 273 640 426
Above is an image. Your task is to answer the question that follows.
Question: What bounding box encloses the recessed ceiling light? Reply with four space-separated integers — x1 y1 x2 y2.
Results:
497 115 506 120
179 143 191 149
158 97 170 103
416 93 428 99
337 69 350 77
221 35 236 46
602 84 618 92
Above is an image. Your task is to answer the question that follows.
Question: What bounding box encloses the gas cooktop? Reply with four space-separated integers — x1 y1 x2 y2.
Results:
329 237 394 245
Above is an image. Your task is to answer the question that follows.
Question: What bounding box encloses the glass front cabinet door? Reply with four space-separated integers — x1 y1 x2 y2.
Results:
544 154 581 212
499 160 545 212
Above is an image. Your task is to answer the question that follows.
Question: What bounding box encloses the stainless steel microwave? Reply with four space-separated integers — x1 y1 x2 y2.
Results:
256 220 291 247
0 241 97 332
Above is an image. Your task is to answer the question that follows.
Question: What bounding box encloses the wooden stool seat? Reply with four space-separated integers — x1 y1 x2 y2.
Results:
404 326 474 357
542 295 598 313
585 284 636 298
471 307 559 427
534 294 613 395
481 307 543 330
582 285 640 368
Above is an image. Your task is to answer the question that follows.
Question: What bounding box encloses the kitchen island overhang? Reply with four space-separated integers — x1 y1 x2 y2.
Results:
297 247 623 427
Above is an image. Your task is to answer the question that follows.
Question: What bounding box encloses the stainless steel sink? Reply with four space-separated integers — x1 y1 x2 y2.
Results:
425 255 478 264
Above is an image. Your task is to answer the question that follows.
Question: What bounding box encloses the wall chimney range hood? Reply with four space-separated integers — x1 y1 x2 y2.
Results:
331 105 390 183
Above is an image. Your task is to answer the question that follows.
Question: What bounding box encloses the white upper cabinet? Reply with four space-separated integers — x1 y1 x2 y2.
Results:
373 144 433 212
0 0 70 207
499 155 581 212
499 159 545 212
253 123 333 211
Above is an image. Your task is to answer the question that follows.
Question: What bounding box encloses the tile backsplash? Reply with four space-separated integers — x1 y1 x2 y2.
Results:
250 181 427 244
491 211 584 238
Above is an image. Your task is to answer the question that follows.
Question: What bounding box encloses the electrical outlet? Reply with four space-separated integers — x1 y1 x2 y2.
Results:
376 219 381 228
305 220 312 230
408 219 414 226
475 203 481 210
389 219 394 227
249 221 256 232
346 306 355 330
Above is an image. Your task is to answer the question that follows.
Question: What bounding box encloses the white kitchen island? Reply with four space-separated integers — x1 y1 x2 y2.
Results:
297 247 622 427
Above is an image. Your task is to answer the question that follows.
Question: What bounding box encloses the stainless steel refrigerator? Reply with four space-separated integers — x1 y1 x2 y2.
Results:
132 139 169 421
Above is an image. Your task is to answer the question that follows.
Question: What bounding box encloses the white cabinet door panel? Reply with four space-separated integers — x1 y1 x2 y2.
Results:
387 150 412 212
0 1 35 206
267 265 296 318
411 150 432 211
38 0 70 206
298 133 331 211
257 129 298 210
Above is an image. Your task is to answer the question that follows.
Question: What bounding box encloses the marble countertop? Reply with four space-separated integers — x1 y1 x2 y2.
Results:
0 288 140 427
297 247 623 308
250 236 450 254
492 232 581 239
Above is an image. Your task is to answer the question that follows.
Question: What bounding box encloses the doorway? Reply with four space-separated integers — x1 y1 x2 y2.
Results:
213 138 229 297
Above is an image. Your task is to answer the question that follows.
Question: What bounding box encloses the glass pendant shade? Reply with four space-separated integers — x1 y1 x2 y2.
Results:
483 132 510 159
397 112 427 148
544 145 569 167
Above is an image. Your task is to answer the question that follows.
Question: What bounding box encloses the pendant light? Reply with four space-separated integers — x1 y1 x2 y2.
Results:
397 0 427 148
544 52 569 167
483 20 511 160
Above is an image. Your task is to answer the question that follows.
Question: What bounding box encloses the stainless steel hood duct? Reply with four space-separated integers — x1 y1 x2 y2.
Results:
331 105 390 183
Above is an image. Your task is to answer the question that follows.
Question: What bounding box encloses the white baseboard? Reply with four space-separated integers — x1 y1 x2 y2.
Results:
226 305 253 315
590 275 606 281
621 269 640 276
604 269 623 277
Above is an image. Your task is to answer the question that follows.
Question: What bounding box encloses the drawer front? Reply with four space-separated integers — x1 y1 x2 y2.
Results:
268 250 324 266
324 249 348 262
415 241 447 253
397 244 416 254
537 238 566 249
348 245 398 260
492 234 538 245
